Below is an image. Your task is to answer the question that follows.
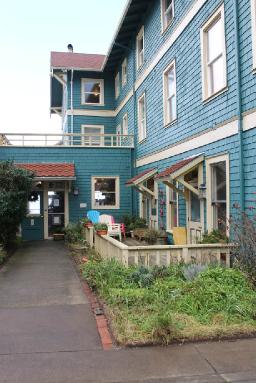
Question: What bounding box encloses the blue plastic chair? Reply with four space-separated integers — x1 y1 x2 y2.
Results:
87 210 100 224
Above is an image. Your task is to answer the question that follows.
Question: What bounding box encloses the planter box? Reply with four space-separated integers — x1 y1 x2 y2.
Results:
53 233 65 241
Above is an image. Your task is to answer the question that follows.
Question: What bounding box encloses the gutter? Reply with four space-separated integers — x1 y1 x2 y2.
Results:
233 0 244 212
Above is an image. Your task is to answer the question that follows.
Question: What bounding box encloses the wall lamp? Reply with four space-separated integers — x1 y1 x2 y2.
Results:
73 186 79 196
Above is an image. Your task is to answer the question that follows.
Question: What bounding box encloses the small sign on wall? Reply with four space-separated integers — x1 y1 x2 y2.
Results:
80 203 87 208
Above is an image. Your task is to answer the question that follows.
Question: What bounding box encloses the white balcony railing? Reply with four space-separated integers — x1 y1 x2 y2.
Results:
0 133 134 148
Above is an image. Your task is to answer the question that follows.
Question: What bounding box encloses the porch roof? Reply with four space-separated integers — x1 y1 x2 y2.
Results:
126 168 157 186
155 155 204 181
16 163 76 180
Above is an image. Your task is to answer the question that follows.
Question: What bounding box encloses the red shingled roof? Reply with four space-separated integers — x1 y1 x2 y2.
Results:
155 156 201 180
16 163 75 178
51 51 105 70
126 168 157 185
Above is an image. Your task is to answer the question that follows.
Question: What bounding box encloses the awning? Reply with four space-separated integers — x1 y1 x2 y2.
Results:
155 155 204 196
126 168 158 197
16 163 76 181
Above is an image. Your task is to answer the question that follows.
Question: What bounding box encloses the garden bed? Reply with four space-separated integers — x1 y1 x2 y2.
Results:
82 257 256 346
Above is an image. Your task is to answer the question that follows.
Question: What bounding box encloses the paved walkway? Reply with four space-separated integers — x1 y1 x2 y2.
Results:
0 241 256 383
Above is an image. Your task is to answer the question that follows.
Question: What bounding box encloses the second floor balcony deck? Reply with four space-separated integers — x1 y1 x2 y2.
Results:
0 133 134 149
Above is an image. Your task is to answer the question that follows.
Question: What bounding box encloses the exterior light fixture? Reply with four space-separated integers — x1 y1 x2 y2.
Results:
73 186 79 196
198 183 207 199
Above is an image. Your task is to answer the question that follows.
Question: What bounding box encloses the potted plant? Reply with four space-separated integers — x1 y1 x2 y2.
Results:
94 223 108 236
80 217 93 228
144 229 159 245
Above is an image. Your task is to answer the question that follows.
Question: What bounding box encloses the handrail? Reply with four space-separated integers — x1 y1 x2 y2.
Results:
0 133 134 148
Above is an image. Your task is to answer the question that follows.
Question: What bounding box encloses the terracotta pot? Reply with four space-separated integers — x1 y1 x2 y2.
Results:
96 230 108 236
84 222 93 228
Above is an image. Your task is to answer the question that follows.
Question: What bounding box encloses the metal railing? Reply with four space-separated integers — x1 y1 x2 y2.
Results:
0 133 134 148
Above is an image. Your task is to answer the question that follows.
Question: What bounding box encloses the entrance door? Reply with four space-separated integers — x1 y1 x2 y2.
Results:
188 191 202 243
47 190 65 237
22 191 44 241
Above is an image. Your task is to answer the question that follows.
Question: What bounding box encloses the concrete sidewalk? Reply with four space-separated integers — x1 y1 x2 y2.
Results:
0 241 255 383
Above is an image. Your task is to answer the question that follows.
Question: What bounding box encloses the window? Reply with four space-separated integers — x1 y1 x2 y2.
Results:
28 195 41 216
81 79 104 105
115 72 120 99
251 0 256 70
122 58 128 86
81 125 104 146
201 5 227 100
161 0 174 31
163 60 177 125
136 26 144 69
122 113 128 135
206 154 229 235
116 125 122 146
92 177 119 209
138 93 147 142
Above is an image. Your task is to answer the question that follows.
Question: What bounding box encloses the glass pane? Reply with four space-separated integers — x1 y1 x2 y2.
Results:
165 0 172 9
48 191 65 214
167 69 175 95
191 193 200 222
94 192 116 206
213 203 227 232
95 178 115 192
168 96 176 121
210 56 224 93
212 161 226 201
84 81 100 93
208 18 222 62
28 195 41 215
84 93 100 104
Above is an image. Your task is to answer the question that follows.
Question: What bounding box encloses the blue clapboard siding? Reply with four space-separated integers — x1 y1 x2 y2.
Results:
0 147 133 223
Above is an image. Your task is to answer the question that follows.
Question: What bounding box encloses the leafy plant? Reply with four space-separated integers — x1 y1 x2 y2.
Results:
94 223 108 231
122 215 147 231
144 229 159 244
200 230 229 244
0 161 34 246
182 264 208 281
230 208 256 285
80 217 92 225
64 223 83 243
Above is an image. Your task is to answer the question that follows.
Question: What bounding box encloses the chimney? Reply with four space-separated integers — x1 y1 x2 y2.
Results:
67 44 73 53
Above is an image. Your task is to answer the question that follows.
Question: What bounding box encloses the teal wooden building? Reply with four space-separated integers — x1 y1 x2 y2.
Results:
0 0 256 242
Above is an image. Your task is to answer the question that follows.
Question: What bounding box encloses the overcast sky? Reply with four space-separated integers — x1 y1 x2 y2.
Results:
0 0 127 134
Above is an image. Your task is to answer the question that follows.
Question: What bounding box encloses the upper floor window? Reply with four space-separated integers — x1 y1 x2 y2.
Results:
251 0 256 70
163 60 177 125
81 125 104 146
115 72 120 99
136 26 144 69
200 5 227 101
161 0 174 31
138 93 147 142
81 79 104 105
122 58 128 86
122 113 128 135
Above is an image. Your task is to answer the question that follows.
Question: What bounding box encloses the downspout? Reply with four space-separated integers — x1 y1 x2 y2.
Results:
131 41 137 216
233 0 244 212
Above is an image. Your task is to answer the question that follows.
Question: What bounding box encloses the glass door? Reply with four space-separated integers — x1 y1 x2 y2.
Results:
48 190 65 236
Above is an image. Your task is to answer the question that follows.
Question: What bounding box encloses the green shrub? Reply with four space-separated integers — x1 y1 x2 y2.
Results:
64 223 83 243
144 229 159 244
200 230 229 244
94 223 108 231
182 264 208 281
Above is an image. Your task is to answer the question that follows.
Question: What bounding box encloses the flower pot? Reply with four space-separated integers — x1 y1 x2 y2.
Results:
84 222 93 228
96 230 108 236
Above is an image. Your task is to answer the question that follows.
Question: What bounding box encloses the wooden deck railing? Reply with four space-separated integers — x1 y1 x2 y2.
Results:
0 133 134 148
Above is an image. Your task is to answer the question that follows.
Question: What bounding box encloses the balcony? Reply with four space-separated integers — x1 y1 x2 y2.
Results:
0 133 134 148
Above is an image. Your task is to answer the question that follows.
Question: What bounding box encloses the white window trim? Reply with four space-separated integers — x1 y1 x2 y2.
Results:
161 0 175 33
122 113 128 135
81 78 104 106
138 92 147 143
115 72 120 99
116 124 122 146
122 58 128 86
251 0 256 71
136 26 145 70
206 153 230 235
81 125 104 146
163 59 177 126
200 4 227 101
91 176 120 210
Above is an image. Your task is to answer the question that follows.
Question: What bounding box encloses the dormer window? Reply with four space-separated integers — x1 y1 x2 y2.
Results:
81 78 104 105
161 0 174 31
136 26 144 69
